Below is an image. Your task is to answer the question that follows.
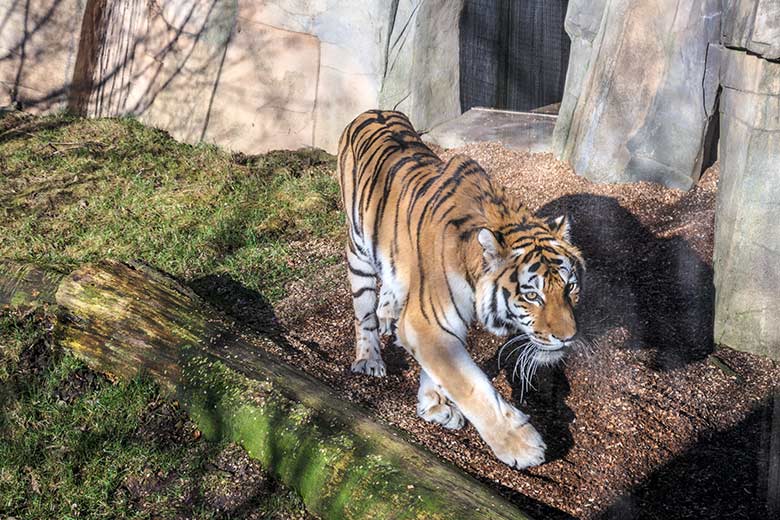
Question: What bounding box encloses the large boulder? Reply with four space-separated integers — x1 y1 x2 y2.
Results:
553 0 721 190
378 0 463 135
713 49 780 360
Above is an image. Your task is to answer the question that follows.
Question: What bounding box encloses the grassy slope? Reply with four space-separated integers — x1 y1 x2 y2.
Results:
0 112 344 300
0 112 343 518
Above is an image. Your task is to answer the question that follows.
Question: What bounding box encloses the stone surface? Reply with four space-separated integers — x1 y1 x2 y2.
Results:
407 0 463 132
426 107 555 153
313 36 382 153
86 0 406 153
553 0 722 190
714 48 780 360
0 0 86 112
77 0 321 153
0 0 470 153
722 0 780 59
379 0 464 134
237 1 391 152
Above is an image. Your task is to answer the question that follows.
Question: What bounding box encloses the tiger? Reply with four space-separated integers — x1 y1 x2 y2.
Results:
336 110 584 469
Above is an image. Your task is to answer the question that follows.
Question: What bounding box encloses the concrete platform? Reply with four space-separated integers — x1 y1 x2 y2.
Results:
424 107 556 152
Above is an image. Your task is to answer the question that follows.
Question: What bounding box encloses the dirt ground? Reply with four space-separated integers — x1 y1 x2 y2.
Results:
198 144 780 520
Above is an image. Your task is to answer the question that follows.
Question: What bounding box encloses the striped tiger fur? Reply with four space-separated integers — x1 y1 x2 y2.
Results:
337 110 584 469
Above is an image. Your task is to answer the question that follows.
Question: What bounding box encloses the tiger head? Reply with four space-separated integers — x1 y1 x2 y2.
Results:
475 215 584 365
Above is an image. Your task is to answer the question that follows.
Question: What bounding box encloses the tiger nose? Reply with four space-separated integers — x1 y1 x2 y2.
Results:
551 333 575 343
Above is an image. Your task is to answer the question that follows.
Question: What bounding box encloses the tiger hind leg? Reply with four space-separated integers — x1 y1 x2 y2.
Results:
417 369 465 430
376 284 401 336
346 247 386 377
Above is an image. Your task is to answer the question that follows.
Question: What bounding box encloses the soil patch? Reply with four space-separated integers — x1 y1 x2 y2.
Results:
53 366 106 404
263 144 779 519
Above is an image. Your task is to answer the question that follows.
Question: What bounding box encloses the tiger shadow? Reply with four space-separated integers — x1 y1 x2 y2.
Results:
537 193 715 369
483 193 714 464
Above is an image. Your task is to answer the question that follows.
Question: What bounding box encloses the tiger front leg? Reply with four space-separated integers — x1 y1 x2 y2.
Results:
400 320 545 469
346 248 386 377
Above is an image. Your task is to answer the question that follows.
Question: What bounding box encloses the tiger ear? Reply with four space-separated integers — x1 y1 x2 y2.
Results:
478 228 505 268
548 215 571 241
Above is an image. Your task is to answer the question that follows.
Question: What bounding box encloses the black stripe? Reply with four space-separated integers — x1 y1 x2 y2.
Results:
348 263 374 278
352 287 375 299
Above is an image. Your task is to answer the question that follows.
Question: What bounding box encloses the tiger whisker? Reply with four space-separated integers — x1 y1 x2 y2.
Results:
511 342 538 401
503 333 571 400
510 350 526 382
511 344 533 382
497 334 529 370
528 357 540 386
519 361 528 399
519 338 550 400
501 343 530 368
500 334 530 350
519 356 539 402
515 353 526 397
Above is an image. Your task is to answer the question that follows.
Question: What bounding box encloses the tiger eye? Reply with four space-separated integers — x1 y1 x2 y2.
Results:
524 291 539 302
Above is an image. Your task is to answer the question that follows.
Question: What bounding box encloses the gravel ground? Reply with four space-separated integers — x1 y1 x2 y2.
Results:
217 144 779 519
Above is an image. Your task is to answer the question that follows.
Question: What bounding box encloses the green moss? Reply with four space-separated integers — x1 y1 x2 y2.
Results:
8 290 29 308
176 354 464 520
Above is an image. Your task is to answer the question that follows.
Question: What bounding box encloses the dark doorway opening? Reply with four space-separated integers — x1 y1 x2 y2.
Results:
459 0 571 114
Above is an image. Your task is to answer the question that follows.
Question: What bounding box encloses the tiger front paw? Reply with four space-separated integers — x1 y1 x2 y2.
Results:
485 419 546 470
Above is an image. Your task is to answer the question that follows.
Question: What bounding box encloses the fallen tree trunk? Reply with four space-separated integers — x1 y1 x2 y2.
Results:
0 260 65 310
0 258 531 520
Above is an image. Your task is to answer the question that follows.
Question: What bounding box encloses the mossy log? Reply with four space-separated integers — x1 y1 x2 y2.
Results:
0 260 64 310
0 259 531 520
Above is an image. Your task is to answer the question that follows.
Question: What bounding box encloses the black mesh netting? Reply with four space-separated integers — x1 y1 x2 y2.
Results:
459 0 571 113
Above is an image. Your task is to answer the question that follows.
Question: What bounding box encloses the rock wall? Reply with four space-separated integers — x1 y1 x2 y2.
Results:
722 0 780 59
553 0 722 190
552 0 780 358
714 2 780 360
0 0 87 112
71 0 391 154
376 0 464 138
0 0 462 153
